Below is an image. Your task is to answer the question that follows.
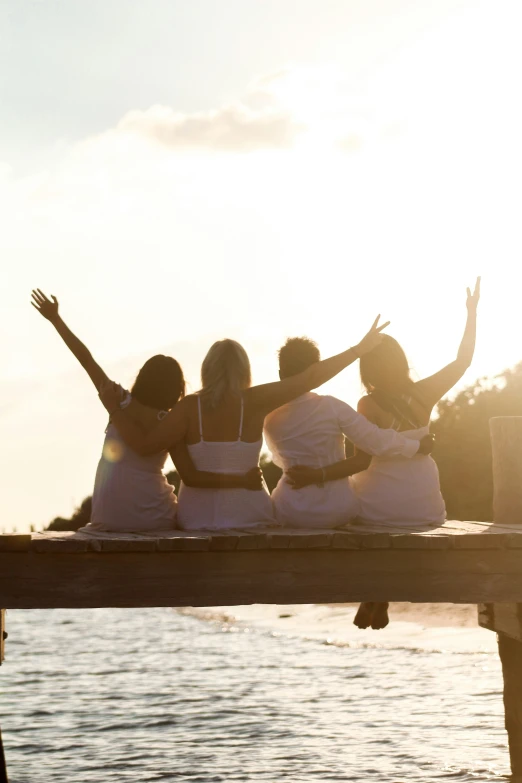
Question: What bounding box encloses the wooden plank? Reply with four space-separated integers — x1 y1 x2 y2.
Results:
236 534 269 550
31 536 96 553
157 536 210 551
332 533 363 549
99 539 157 552
454 534 508 549
287 533 333 549
209 535 239 551
26 524 522 553
3 548 522 608
390 534 453 550
0 535 31 552
267 533 292 549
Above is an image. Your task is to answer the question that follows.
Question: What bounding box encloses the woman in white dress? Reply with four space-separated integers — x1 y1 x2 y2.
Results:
31 290 263 532
286 278 480 628
99 316 391 530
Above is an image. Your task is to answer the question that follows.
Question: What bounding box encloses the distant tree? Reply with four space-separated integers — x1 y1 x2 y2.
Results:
47 497 92 531
432 362 522 521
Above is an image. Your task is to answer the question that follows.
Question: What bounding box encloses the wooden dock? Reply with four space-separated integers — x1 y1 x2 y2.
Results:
1 520 522 609
2 416 522 780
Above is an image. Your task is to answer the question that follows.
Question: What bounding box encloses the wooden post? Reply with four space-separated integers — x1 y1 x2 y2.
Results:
0 728 7 783
490 417 522 525
498 634 522 780
0 610 6 782
489 418 522 780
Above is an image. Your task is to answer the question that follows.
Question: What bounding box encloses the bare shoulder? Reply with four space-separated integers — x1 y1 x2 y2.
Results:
357 394 381 423
171 395 195 415
357 394 376 414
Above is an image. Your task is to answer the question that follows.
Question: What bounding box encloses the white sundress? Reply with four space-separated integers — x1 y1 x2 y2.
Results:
90 390 177 532
351 398 446 525
177 396 276 530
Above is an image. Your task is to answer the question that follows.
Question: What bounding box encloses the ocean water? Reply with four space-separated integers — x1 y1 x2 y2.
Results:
0 607 509 782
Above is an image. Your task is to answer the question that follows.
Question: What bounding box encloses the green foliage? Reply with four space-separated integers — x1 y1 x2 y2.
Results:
44 363 522 528
432 362 522 522
47 497 92 531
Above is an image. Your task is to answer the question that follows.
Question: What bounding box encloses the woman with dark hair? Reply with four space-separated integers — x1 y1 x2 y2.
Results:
98 317 392 530
286 278 481 628
31 290 262 531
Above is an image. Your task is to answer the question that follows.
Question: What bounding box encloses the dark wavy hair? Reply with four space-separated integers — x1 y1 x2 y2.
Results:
360 335 412 394
131 355 185 411
278 337 320 379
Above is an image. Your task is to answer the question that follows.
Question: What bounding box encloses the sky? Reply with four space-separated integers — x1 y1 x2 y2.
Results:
2 0 522 532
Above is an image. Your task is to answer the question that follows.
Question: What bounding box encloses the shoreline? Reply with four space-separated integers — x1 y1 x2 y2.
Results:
181 602 498 654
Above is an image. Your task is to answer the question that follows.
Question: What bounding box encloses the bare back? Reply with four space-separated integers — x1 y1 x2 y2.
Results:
124 398 169 434
358 384 432 433
183 393 266 445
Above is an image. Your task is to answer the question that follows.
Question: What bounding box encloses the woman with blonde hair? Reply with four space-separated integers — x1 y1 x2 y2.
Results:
99 317 391 530
31 290 264 532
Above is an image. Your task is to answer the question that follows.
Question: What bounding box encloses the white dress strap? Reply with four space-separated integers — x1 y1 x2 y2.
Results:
197 396 204 442
238 397 244 441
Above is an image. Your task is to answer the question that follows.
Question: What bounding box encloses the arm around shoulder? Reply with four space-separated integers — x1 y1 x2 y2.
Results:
105 392 190 456
247 316 390 416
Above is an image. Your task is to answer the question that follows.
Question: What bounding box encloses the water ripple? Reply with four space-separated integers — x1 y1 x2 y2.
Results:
0 607 510 782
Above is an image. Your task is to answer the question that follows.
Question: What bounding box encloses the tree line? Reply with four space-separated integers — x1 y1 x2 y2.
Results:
46 362 522 531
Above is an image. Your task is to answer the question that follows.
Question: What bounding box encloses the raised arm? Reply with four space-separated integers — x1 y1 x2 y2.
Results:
414 277 480 411
171 442 263 490
246 316 390 416
31 289 108 391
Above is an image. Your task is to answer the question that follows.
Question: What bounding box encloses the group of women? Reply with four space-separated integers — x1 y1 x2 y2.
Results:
31 278 480 628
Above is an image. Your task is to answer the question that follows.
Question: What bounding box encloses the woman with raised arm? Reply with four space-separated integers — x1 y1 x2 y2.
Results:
99 316 392 530
31 290 263 532
286 278 481 628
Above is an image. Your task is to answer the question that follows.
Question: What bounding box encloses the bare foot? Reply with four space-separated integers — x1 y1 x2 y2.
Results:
353 602 375 629
371 602 390 630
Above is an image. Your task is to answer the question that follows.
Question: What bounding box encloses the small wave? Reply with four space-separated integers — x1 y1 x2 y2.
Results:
178 606 497 656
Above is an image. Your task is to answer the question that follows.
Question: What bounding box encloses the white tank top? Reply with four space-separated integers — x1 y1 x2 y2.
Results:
176 396 276 530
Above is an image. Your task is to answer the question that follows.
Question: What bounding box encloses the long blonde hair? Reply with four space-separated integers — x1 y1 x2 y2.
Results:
199 339 252 408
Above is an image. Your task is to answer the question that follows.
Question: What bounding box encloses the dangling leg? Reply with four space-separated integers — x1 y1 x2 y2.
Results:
370 602 390 630
353 602 375 629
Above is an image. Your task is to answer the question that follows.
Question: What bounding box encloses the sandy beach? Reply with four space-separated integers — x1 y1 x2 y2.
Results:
182 602 498 654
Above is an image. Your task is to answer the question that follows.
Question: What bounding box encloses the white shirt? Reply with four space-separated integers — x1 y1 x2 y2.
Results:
264 392 420 528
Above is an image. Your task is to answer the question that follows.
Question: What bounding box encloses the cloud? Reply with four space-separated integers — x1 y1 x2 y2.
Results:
116 102 304 152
